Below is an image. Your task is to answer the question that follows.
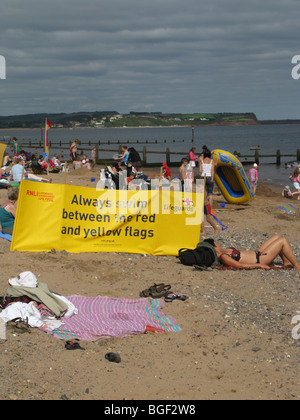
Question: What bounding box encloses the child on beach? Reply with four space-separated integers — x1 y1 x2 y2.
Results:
189 147 198 180
179 158 189 192
289 167 300 200
161 162 171 181
248 163 259 194
38 155 49 176
91 147 97 169
73 156 83 170
82 154 91 170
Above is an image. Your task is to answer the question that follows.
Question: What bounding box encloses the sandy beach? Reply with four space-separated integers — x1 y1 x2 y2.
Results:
0 165 300 401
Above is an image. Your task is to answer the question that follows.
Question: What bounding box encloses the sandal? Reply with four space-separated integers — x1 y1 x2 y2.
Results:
139 283 172 299
164 293 189 303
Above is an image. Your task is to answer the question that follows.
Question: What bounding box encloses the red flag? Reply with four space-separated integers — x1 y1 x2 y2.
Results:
46 120 53 130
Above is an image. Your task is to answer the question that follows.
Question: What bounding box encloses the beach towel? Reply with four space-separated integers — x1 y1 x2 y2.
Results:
0 232 12 242
211 264 294 271
42 295 181 341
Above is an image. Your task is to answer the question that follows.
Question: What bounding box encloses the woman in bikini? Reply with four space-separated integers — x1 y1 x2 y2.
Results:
207 235 300 270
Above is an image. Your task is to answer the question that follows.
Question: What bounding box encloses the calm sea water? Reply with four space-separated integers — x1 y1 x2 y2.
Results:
1 124 299 187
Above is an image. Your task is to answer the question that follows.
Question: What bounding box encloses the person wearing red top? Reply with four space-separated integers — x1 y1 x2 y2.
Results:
189 147 198 180
162 162 171 181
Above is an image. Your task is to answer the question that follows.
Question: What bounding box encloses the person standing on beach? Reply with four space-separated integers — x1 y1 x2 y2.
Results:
248 163 259 195
70 139 79 161
179 158 189 192
12 137 20 157
91 147 97 169
200 145 208 160
189 147 198 180
199 149 215 208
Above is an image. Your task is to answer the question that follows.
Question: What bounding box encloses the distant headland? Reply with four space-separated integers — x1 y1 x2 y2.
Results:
0 111 299 129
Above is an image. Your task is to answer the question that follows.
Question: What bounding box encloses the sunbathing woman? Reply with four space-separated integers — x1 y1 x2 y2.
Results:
207 235 300 270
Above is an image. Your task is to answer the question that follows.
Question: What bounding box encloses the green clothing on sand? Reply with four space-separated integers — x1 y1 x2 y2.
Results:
197 241 221 266
6 282 68 318
0 207 15 232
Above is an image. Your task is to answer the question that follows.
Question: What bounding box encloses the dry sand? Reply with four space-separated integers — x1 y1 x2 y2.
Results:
0 166 300 401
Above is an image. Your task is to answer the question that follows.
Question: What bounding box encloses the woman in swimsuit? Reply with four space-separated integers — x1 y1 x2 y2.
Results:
207 235 300 270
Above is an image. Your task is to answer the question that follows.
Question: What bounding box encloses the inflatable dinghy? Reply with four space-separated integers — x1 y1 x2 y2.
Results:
213 149 254 204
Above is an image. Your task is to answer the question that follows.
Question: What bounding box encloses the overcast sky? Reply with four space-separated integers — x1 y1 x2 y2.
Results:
1 0 300 119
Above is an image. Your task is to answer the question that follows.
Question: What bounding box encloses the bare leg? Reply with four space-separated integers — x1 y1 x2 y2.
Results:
208 194 213 209
258 235 281 253
206 215 219 236
292 191 300 199
260 237 300 269
201 222 206 237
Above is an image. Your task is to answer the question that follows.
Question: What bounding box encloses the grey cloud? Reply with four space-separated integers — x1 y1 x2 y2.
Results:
1 0 300 118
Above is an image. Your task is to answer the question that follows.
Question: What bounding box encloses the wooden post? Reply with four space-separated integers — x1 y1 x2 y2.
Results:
64 161 67 184
166 148 171 166
143 146 147 165
255 150 259 165
276 150 281 165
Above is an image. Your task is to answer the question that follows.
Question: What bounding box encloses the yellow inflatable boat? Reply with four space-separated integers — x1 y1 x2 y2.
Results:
213 149 254 204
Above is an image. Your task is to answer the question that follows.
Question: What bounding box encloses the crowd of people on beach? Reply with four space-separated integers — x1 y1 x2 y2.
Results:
1 135 300 271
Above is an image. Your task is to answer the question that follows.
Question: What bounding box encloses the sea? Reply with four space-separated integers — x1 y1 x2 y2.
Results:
1 124 299 187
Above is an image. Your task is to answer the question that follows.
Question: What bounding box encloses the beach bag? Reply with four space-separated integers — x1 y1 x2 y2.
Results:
178 246 216 267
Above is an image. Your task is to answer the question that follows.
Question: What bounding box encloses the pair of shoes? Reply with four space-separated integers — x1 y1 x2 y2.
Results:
139 283 172 299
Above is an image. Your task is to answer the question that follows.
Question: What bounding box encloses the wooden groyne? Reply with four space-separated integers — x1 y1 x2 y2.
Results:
2 138 300 167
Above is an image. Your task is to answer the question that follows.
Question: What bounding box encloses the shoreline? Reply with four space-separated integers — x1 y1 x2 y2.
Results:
1 121 300 131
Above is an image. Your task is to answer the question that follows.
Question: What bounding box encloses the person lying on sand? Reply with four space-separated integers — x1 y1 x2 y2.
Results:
205 235 300 270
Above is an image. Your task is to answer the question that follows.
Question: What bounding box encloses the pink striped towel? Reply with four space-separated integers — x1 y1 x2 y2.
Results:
44 296 181 341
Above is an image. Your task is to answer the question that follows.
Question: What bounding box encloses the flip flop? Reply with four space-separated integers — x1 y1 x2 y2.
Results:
164 293 189 303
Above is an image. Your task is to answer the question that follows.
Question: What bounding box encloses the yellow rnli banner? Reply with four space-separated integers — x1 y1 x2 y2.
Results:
11 180 203 255
0 142 7 166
